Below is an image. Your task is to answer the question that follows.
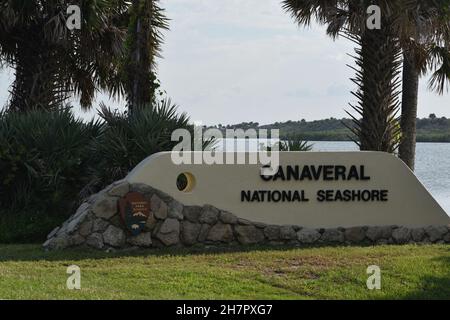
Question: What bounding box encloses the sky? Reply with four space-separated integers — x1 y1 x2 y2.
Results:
0 0 449 125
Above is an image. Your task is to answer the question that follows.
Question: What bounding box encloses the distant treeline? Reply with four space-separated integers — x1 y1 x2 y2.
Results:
210 114 450 142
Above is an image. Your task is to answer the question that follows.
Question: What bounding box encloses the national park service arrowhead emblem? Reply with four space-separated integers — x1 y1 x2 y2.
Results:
119 192 150 236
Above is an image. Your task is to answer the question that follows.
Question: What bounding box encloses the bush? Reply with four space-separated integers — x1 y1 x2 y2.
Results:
86 99 190 189
0 102 191 243
0 108 102 212
0 210 67 244
0 108 102 242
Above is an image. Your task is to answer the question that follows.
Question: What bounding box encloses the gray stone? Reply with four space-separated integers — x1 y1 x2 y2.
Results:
181 221 202 245
392 227 411 244
103 225 126 247
254 222 268 229
297 228 321 244
198 224 211 242
425 226 448 242
66 207 90 234
237 218 253 225
70 234 85 246
43 234 70 250
42 239 53 250
73 202 90 218
280 226 297 240
159 218 179 233
444 232 450 243
47 227 60 239
168 200 184 220
92 218 110 233
411 228 426 242
345 227 366 243
108 180 130 197
78 220 93 237
183 206 203 223
145 213 158 231
199 205 219 225
156 219 180 246
86 233 104 249
207 223 234 243
366 226 393 242
219 211 238 225
130 183 154 194
109 215 122 228
264 226 281 241
128 232 152 247
151 194 168 220
321 229 345 243
234 225 265 245
92 195 118 220
87 192 102 204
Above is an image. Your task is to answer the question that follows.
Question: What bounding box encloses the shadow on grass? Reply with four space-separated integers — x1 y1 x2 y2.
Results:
0 244 329 262
0 242 375 263
385 255 450 300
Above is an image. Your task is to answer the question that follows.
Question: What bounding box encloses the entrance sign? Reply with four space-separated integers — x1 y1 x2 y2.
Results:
126 152 450 228
118 192 151 235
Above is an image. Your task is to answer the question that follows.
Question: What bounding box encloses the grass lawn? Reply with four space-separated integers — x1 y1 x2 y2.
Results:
0 244 449 300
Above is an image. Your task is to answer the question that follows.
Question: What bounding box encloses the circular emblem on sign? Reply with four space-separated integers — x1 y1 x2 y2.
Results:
118 192 150 236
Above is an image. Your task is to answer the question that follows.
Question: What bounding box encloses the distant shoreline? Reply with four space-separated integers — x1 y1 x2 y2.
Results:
209 116 450 143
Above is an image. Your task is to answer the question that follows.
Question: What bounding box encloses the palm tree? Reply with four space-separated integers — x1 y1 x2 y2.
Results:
283 0 402 152
0 0 128 112
282 0 450 166
397 1 450 170
346 24 403 152
124 0 169 112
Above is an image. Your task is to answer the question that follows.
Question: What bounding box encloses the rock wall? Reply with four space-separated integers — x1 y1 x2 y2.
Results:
43 181 450 250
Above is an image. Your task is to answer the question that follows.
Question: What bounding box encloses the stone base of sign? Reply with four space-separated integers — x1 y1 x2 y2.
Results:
43 181 450 251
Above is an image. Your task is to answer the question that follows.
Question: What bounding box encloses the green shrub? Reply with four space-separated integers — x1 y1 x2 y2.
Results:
0 108 102 242
281 135 313 151
87 99 190 189
266 135 313 152
0 210 67 244
0 108 102 212
0 102 192 243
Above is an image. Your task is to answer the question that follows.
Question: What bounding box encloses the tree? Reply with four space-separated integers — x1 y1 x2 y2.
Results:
346 24 402 152
397 1 450 170
0 0 128 112
282 0 450 166
124 0 169 112
283 0 402 152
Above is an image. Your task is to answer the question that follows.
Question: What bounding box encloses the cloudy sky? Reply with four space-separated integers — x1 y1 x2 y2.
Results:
0 0 448 125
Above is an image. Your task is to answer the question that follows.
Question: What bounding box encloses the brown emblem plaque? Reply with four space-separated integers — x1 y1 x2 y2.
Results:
118 192 150 235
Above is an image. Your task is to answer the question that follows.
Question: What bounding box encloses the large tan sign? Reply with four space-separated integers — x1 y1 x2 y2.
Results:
126 152 450 228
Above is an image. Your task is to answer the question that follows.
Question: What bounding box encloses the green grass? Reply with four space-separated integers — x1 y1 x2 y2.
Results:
0 244 449 300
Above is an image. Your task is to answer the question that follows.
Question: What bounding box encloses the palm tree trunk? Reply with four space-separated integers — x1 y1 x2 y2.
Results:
347 26 402 153
9 41 66 112
126 0 155 113
399 53 419 171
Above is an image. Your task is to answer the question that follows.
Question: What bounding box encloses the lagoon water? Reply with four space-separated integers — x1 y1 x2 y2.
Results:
217 139 450 215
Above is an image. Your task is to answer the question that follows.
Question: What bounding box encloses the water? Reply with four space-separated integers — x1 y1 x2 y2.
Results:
217 139 450 214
